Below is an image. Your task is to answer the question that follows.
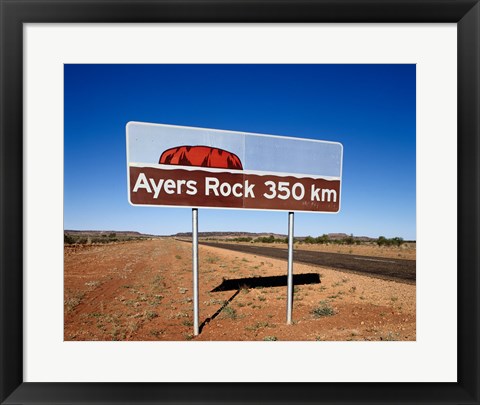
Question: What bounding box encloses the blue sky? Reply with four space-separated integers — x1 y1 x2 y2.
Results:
64 64 416 240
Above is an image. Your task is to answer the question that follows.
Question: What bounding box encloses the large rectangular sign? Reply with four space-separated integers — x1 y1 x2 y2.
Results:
126 122 343 213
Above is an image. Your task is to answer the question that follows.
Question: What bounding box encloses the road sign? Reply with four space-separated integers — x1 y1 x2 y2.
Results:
126 122 343 213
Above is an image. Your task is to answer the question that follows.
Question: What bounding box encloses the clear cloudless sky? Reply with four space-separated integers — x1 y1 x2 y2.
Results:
64 64 416 240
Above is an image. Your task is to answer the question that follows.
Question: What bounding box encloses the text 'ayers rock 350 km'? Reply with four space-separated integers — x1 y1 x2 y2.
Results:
159 145 243 170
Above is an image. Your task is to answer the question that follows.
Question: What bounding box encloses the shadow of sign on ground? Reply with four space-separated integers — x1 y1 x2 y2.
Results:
199 273 321 332
210 273 321 292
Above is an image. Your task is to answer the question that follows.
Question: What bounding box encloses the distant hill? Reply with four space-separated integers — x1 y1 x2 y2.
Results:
64 230 161 245
173 231 376 242
325 233 375 242
174 231 287 239
65 230 404 243
65 230 159 237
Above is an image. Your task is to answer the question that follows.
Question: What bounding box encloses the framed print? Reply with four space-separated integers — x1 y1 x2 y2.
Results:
1 0 479 404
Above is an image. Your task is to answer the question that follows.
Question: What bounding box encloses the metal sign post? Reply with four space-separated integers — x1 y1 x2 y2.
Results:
192 208 199 336
287 211 294 324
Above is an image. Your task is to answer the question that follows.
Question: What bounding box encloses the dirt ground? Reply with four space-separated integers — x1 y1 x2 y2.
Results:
64 238 416 341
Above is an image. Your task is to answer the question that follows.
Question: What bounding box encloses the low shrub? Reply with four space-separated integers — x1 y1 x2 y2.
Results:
311 301 335 318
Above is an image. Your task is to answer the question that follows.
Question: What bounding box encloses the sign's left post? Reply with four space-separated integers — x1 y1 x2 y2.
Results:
192 208 199 336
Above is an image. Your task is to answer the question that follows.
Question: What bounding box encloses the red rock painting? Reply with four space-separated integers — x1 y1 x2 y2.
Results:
159 145 243 170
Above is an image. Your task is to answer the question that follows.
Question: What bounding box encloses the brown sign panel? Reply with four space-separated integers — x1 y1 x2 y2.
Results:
130 166 340 213
126 122 343 213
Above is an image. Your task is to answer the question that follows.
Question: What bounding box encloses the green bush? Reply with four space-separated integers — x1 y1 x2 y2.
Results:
221 306 238 320
316 234 330 244
390 237 404 246
311 301 335 318
254 235 276 243
303 234 331 244
64 234 75 244
377 236 404 246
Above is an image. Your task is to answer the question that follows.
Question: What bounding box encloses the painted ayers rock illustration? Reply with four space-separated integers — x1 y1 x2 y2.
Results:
159 145 243 170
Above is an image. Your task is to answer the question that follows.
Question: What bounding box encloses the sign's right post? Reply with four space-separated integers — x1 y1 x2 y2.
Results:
287 211 294 324
192 208 199 336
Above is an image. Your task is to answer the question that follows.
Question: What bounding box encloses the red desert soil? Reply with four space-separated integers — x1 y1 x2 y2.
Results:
64 238 415 341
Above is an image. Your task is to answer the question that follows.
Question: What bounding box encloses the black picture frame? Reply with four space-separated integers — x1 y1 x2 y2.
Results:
1 1 479 404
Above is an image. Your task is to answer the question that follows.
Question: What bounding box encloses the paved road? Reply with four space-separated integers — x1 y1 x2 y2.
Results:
199 242 416 284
